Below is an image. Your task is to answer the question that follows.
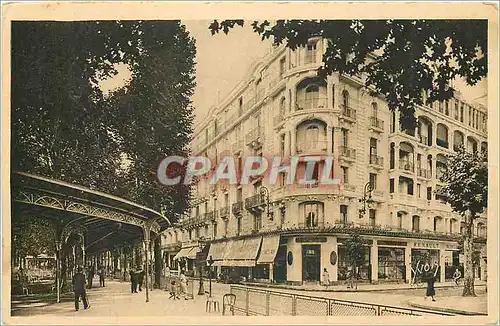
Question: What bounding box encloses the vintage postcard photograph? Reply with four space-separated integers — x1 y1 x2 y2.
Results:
1 1 498 325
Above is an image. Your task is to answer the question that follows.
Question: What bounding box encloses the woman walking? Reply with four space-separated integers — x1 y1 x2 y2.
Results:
425 272 436 301
322 268 330 289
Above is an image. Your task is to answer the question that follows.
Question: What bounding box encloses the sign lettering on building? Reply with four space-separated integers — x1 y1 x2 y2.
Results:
412 241 440 249
296 236 328 243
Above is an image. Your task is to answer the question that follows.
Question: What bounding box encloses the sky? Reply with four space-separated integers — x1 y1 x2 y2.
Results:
99 21 488 126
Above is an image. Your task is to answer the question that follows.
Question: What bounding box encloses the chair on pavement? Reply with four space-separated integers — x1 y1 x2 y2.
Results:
205 294 220 313
222 293 236 316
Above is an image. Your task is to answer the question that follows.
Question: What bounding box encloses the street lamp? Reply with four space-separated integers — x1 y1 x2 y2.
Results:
358 182 374 218
260 186 273 220
197 241 205 295
207 255 214 298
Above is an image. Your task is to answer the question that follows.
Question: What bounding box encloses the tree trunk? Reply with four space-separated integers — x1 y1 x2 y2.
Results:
462 216 476 297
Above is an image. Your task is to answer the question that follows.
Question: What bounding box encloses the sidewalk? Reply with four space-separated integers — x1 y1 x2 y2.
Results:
408 295 488 315
240 280 487 293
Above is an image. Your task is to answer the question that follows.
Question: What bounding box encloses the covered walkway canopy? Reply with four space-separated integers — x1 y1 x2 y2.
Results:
11 171 171 302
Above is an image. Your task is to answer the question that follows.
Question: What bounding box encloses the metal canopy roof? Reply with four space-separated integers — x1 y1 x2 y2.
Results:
11 171 171 252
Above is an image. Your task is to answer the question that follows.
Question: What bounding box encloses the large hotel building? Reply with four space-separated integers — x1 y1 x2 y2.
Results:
161 38 488 285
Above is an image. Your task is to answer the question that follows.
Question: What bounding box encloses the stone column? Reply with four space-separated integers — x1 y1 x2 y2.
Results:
370 240 378 283
439 247 445 283
405 246 412 283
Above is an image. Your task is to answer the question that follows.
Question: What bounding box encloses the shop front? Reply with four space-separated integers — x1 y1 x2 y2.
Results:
337 240 371 281
410 242 440 283
377 247 405 282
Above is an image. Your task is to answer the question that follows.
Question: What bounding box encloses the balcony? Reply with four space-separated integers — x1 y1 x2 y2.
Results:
417 168 431 179
298 221 325 229
369 117 384 132
418 135 429 146
296 140 328 155
206 210 218 222
369 155 384 168
220 206 230 219
245 193 265 211
338 146 356 161
339 104 357 123
398 160 414 173
245 127 264 147
295 97 328 111
232 201 243 216
343 184 356 192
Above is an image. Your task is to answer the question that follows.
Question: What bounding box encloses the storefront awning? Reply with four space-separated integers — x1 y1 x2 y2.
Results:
173 247 195 260
186 247 200 260
222 237 263 267
257 235 280 264
208 242 228 265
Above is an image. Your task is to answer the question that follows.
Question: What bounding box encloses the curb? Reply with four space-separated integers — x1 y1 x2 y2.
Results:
407 301 487 316
238 282 486 293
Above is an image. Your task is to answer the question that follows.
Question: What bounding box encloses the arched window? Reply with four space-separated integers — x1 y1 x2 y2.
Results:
436 124 449 148
434 216 442 232
306 125 320 144
305 84 320 109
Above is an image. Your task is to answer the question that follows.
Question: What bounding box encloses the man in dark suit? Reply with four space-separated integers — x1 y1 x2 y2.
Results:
130 266 138 293
98 267 105 287
72 266 89 311
137 266 145 292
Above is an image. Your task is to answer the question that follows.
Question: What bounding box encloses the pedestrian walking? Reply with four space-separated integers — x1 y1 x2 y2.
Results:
130 267 138 293
346 268 353 289
179 271 189 300
137 266 145 291
72 266 90 311
87 264 95 289
98 267 105 287
453 268 462 285
424 272 436 301
322 268 330 289
169 280 179 300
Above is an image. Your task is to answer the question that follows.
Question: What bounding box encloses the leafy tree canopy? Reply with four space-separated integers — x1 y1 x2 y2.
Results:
209 19 487 130
12 217 56 258
438 147 488 218
344 231 368 268
12 21 196 215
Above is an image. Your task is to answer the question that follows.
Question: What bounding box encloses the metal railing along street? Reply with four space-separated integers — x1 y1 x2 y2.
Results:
229 285 454 316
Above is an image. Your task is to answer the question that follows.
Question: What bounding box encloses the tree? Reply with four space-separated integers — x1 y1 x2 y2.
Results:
438 147 487 296
11 21 196 216
208 20 487 131
344 231 368 289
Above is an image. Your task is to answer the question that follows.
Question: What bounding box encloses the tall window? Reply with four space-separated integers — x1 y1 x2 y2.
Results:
390 178 395 193
397 212 403 229
341 128 348 147
254 212 262 231
213 223 218 238
417 183 421 198
454 102 459 120
280 134 286 155
427 186 432 200
304 202 321 227
412 216 420 232
370 138 377 156
460 104 464 123
433 217 441 232
279 57 286 78
372 102 378 118
369 173 377 189
306 40 318 63
342 90 349 110
342 166 349 184
390 111 396 133
237 218 241 235
340 205 348 224
369 209 376 227
445 100 450 115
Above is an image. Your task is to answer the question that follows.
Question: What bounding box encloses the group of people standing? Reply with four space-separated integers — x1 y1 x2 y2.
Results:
86 264 106 289
129 266 145 293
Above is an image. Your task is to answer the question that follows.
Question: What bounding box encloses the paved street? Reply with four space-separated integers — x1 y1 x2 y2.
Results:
11 278 487 317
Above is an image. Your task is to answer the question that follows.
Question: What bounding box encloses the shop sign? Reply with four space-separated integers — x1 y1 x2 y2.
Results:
287 251 293 266
377 241 407 247
412 241 439 249
296 236 327 243
445 243 459 250
330 251 337 266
